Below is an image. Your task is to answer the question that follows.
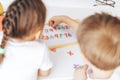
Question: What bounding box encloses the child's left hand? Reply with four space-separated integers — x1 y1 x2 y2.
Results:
74 64 88 80
48 16 66 27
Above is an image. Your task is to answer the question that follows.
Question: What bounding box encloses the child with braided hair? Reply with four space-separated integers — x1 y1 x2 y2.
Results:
0 0 53 80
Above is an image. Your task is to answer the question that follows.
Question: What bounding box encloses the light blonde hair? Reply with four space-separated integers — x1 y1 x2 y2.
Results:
77 13 120 70
0 0 46 62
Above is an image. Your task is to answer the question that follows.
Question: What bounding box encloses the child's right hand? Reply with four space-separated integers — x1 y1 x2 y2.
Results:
74 64 88 80
48 15 79 32
48 16 68 27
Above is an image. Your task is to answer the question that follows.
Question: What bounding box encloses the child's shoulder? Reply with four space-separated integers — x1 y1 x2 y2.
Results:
32 41 48 48
6 40 47 49
86 67 120 80
109 67 120 80
6 40 49 55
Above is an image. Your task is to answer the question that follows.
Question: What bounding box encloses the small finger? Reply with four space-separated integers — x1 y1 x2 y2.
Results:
49 20 54 26
84 64 88 70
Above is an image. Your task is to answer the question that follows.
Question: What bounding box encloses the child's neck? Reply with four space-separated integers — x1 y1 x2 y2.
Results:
13 35 36 42
89 66 114 80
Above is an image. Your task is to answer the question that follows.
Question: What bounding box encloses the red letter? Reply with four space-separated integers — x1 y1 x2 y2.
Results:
55 34 58 38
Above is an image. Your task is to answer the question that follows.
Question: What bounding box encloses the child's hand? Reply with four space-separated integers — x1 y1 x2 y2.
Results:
48 16 67 27
74 64 88 80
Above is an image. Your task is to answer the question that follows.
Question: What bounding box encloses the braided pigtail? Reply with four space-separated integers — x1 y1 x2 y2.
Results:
0 0 18 63
0 18 10 63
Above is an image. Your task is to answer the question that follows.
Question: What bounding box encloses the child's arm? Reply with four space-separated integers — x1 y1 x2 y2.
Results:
48 16 79 32
0 54 4 63
38 69 51 77
37 44 53 77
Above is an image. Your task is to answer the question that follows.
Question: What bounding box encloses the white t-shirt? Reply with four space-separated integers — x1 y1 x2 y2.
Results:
0 40 53 80
87 68 120 80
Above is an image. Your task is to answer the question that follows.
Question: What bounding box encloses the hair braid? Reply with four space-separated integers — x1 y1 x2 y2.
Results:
0 0 22 61
0 17 10 63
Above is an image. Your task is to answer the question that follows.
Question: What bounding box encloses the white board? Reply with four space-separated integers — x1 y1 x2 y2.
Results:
42 24 77 47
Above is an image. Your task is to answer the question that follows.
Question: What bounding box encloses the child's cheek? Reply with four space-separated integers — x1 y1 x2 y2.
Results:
81 52 88 62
